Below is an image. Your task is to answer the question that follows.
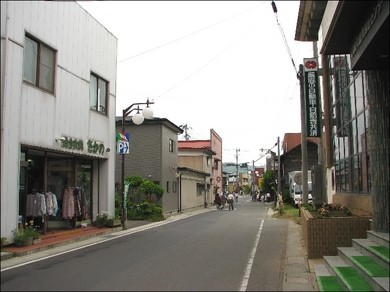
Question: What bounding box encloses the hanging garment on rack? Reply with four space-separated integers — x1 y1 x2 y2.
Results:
26 193 35 217
62 187 75 219
45 191 58 216
26 192 46 217
36 192 46 216
73 187 89 220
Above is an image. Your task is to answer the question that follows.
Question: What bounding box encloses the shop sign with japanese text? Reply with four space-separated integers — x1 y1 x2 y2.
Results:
304 58 321 138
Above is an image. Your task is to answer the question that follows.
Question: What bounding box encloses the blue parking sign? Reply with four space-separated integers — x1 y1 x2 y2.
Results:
117 141 129 154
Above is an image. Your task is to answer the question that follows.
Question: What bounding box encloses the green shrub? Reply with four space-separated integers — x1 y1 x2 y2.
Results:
1 237 8 250
13 228 27 246
94 211 113 227
127 201 164 222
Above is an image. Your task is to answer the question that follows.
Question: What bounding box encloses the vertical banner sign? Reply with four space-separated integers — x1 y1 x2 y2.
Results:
334 56 351 137
116 132 130 154
303 58 321 137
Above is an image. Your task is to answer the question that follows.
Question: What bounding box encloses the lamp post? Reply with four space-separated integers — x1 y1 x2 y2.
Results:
277 136 281 196
120 98 154 229
235 148 240 192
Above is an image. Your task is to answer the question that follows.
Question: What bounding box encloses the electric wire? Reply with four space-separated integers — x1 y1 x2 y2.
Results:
271 1 298 78
118 3 261 64
155 19 258 100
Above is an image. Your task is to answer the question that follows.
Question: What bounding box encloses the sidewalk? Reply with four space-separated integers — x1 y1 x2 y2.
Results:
2 204 320 291
282 219 321 291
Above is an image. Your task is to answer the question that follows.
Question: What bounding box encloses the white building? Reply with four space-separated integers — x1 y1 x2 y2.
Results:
1 1 117 243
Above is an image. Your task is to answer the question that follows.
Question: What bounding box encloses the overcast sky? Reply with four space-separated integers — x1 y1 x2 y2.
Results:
77 1 314 166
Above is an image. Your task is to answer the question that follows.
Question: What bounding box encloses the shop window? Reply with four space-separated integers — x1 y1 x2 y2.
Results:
90 73 108 115
23 34 56 93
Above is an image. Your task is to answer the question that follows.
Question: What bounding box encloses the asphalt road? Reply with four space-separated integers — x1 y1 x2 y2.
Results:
1 199 288 291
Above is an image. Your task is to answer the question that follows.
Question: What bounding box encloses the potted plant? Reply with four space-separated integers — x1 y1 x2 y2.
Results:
13 228 27 247
94 211 113 227
1 237 8 251
24 221 40 244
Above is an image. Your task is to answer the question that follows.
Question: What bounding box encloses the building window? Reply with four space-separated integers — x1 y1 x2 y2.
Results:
169 139 175 153
23 35 56 93
172 181 177 193
90 73 108 114
214 159 219 170
329 54 370 193
196 183 204 196
166 181 170 193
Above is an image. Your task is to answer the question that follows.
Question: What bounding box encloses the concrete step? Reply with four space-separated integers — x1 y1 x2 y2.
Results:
315 231 390 291
323 255 374 291
367 231 390 247
315 264 344 291
338 247 389 291
353 238 390 269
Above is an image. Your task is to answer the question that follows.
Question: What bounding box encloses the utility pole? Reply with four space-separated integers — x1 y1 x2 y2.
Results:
277 136 281 195
235 148 240 192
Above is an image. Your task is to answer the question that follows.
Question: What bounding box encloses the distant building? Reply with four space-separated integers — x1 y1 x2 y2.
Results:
115 117 183 212
178 139 216 209
280 133 319 190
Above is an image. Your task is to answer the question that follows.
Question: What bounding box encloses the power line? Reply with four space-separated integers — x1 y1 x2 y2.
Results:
118 3 261 64
271 1 298 78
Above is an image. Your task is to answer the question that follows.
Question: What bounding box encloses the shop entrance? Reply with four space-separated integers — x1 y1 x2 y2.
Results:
19 148 93 231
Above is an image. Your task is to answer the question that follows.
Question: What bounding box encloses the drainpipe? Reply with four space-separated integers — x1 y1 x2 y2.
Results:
1 1 10 208
204 175 207 208
178 172 182 213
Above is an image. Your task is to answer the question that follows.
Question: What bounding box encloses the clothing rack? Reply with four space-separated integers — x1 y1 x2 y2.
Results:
26 191 58 234
62 186 88 229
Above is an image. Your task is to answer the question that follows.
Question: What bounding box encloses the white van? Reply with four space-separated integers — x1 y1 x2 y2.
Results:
292 182 312 207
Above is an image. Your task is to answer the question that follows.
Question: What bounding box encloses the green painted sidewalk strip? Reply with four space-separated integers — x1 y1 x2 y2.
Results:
335 266 374 291
351 255 389 277
317 276 343 291
368 245 390 262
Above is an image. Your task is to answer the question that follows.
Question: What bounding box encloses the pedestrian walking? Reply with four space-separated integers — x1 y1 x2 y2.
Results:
227 192 234 210
214 193 221 209
234 191 239 203
220 192 226 210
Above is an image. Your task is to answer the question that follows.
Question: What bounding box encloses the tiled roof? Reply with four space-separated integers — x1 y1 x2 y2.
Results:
282 133 319 153
178 140 211 150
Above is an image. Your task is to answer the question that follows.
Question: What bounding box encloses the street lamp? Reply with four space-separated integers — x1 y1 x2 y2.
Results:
120 98 154 229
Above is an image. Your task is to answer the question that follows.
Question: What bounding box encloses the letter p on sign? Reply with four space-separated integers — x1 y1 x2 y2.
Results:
117 141 129 154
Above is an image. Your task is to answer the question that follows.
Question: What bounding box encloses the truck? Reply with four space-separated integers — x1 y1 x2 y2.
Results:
288 171 312 207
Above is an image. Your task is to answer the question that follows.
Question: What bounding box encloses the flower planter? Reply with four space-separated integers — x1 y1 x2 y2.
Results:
33 238 42 245
15 240 25 247
106 219 121 228
300 207 371 259
26 237 33 246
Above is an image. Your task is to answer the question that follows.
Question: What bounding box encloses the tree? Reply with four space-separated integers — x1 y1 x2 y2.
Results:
262 170 276 198
138 180 164 202
125 175 144 204
367 70 389 232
